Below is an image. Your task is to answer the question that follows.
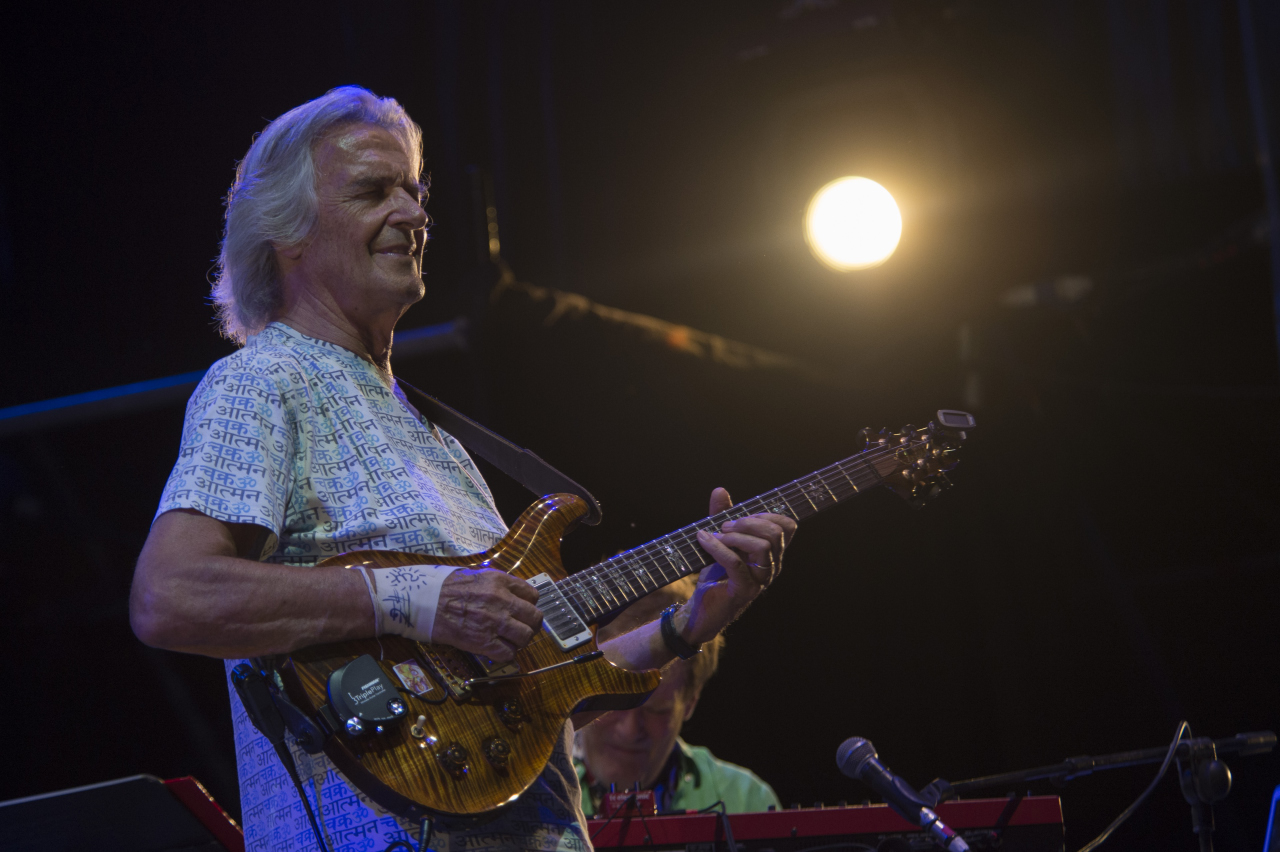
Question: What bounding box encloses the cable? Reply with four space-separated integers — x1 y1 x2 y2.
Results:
398 685 448 706
695 801 745 852
1074 721 1191 852
272 741 331 852
231 664 332 852
590 794 638 843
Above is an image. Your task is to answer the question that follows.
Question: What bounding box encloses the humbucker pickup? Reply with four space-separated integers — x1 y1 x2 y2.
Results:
528 573 592 651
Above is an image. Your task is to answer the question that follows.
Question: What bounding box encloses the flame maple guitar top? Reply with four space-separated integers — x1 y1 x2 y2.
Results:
277 493 661 819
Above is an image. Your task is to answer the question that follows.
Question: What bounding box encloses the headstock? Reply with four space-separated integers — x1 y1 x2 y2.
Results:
859 410 975 507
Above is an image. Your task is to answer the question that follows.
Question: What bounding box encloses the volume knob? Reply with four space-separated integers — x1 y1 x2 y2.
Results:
483 737 512 768
437 742 469 776
498 700 526 729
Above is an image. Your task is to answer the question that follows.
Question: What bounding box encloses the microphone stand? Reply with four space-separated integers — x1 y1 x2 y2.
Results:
918 731 1274 852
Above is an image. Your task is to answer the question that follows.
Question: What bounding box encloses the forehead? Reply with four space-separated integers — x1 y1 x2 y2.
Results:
647 664 689 703
313 123 415 182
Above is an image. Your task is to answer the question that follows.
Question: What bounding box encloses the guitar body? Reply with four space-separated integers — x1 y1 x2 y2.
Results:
276 493 661 819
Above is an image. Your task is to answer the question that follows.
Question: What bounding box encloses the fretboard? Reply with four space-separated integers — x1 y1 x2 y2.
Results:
554 440 903 624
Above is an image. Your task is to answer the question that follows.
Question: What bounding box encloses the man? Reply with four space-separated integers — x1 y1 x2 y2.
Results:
577 580 781 816
129 86 796 852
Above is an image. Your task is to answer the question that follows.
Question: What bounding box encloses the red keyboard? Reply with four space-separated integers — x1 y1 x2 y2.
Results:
588 796 1064 852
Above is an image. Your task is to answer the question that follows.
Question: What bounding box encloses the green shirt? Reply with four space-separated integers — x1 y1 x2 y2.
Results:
576 738 781 816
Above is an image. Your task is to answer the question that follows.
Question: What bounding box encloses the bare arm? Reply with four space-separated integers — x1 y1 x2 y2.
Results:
131 509 543 661
129 508 375 658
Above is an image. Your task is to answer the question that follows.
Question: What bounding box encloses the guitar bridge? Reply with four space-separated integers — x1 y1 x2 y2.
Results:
528 573 592 651
472 655 520 679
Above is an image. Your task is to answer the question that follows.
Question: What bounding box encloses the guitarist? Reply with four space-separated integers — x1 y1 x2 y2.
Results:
129 85 796 852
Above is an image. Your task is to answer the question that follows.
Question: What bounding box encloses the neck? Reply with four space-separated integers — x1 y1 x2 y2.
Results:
275 278 407 379
554 440 905 624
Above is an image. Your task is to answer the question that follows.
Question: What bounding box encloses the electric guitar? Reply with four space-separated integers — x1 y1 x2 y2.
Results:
268 410 976 820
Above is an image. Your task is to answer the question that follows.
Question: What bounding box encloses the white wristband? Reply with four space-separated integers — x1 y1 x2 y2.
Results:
351 564 458 642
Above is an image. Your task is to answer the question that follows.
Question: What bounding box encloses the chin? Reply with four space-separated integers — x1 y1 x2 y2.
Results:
384 275 425 304
598 760 649 786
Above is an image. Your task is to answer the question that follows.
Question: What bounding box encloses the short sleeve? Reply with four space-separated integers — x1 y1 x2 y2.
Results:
156 354 299 554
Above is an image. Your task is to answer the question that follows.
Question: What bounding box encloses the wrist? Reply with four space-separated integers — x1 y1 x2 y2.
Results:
660 603 702 660
353 564 458 641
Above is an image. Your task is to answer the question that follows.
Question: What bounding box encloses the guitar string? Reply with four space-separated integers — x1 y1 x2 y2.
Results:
556 438 911 617
554 436 945 621
572 432 949 618
560 434 933 617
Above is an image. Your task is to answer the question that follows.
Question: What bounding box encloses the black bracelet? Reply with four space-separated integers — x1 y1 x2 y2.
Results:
659 603 702 660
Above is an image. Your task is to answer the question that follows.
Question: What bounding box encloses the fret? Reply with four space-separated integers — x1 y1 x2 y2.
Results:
813 471 840 503
677 534 710 572
760 490 795 519
822 467 856 501
637 548 666 585
629 556 655 592
605 568 629 607
591 570 620 610
836 461 861 493
792 480 819 513
806 475 835 506
628 547 665 590
612 559 641 598
661 541 690 577
560 579 590 618
570 575 600 619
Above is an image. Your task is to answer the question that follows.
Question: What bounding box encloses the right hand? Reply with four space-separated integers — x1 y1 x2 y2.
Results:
431 568 543 662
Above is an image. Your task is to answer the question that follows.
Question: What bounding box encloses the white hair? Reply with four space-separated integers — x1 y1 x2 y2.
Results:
211 86 423 343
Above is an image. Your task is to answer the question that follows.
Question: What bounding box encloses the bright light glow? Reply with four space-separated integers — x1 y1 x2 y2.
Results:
805 177 902 271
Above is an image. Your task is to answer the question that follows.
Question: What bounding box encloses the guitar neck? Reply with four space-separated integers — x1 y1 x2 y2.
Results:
555 441 901 625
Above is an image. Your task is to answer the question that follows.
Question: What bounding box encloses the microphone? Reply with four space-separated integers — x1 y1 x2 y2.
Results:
837 737 970 852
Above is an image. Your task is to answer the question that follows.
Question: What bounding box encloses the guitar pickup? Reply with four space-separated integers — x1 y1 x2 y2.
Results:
528 573 592 652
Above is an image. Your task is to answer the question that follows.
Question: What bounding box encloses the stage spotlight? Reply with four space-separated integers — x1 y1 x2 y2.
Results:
805 177 902 271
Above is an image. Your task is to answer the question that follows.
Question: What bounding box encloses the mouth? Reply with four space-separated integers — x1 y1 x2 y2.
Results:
374 244 414 257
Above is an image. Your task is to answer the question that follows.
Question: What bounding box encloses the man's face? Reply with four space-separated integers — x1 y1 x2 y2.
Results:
581 664 697 790
290 123 427 321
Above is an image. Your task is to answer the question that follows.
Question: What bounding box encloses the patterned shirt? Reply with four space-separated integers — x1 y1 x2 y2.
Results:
575 738 781 816
156 322 590 852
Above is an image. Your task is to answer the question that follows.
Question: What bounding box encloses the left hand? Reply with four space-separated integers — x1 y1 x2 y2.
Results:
680 487 797 645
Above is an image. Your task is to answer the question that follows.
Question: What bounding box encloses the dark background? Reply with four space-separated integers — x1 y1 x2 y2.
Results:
2 2 1279 849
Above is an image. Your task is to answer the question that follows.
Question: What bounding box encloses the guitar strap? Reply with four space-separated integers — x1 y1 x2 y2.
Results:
395 377 602 526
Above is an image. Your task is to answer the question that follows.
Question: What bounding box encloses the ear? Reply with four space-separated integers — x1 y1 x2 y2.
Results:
681 687 702 722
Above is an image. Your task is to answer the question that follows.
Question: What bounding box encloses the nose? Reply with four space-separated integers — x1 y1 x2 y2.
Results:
613 709 647 741
388 186 428 233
